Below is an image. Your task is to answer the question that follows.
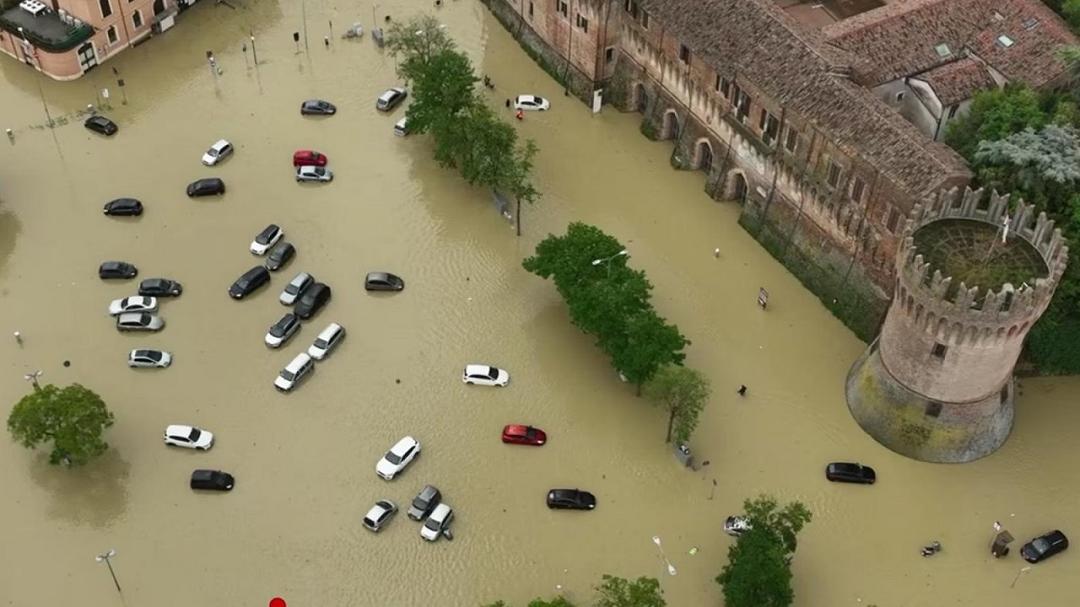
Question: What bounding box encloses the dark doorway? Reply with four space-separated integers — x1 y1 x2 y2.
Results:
662 111 678 140
733 173 748 203
696 141 713 171
633 83 647 113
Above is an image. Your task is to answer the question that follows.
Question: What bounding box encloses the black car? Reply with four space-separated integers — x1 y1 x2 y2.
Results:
99 261 138 279
139 278 183 297
84 115 118 136
301 99 337 115
266 242 296 272
364 271 405 291
186 177 226 197
103 198 143 216
190 469 235 491
407 484 442 521
546 489 596 510
229 266 271 299
295 282 331 319
825 462 876 484
1021 530 1069 563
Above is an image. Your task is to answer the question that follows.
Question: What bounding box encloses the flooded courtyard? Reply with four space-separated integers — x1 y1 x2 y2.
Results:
1 1 1079 606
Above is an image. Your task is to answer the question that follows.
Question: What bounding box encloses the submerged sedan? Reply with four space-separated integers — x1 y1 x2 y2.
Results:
502 425 546 446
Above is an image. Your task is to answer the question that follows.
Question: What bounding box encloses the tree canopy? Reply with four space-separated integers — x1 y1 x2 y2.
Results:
7 383 114 466
716 528 795 607
594 574 665 607
643 364 711 444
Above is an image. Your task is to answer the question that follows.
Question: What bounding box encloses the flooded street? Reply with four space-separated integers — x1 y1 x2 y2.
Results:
2 1 1079 605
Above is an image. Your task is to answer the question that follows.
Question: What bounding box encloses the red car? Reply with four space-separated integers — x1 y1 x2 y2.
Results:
502 424 547 446
292 150 328 167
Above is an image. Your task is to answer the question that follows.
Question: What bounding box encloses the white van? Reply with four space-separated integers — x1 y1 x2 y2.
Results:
274 352 314 392
393 116 409 137
308 322 345 360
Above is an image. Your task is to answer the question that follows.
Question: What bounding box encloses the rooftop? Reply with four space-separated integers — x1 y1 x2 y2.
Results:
911 57 998 107
639 0 971 197
912 218 1048 297
823 0 1079 89
0 5 93 53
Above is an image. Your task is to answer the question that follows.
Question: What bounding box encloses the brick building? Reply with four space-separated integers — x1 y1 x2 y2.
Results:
0 0 194 80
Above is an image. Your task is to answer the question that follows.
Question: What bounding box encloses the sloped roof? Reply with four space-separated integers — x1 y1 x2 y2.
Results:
824 0 1078 89
638 0 970 197
911 57 998 106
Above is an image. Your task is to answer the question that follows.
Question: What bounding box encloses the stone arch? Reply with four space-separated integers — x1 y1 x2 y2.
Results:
905 294 914 314
951 322 964 345
660 109 680 140
925 312 936 333
965 325 979 347
693 138 715 172
1007 325 1018 339
915 303 924 324
935 317 948 340
722 170 749 203
995 327 1006 345
632 82 648 113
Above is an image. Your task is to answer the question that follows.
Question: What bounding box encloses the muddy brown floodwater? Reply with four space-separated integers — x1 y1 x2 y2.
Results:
1 2 1079 606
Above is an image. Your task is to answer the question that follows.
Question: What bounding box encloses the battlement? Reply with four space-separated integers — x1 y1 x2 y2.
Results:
891 188 1069 346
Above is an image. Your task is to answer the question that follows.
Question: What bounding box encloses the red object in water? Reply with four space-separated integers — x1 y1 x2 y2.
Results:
502 424 547 446
269 598 287 607
292 150 328 167
515 110 523 120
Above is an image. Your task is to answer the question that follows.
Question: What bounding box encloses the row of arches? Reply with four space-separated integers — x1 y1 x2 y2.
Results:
892 285 1031 348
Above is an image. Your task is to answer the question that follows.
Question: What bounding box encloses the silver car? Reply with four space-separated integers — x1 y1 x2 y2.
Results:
362 500 398 532
280 272 314 305
116 312 164 331
296 165 333 182
128 349 172 368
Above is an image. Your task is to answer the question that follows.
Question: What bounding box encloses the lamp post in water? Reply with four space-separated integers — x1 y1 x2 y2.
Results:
23 370 42 390
95 549 121 594
591 249 629 278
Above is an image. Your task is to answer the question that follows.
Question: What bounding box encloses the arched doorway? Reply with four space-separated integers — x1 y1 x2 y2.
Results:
153 0 165 14
694 139 714 171
661 110 679 140
724 170 748 203
633 83 647 113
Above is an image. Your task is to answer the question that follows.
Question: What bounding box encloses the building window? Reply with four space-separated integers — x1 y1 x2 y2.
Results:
1000 384 1009 403
576 14 589 33
99 0 112 18
895 91 905 103
931 343 947 359
851 176 866 202
605 47 615 63
107 25 118 45
886 207 901 233
132 10 142 28
641 10 649 29
784 127 798 153
528 1 533 18
679 44 690 64
947 104 959 119
733 87 750 122
720 77 731 99
826 161 841 188
557 0 568 18
625 0 638 19
925 401 943 418
758 109 780 145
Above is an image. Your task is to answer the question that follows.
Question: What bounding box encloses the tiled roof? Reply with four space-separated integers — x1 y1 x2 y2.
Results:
912 57 998 107
638 0 971 197
824 0 1078 89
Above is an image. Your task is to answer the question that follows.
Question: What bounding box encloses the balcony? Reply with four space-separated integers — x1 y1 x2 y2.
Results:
0 5 94 53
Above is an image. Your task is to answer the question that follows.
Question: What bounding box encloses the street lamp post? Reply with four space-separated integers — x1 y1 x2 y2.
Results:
95 549 121 594
23 370 42 390
591 249 629 278
250 33 258 65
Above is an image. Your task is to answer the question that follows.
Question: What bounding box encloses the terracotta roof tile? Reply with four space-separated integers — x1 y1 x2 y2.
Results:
912 57 998 106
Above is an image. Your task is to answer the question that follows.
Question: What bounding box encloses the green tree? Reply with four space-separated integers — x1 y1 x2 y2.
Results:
528 598 577 607
973 125 1080 209
1059 46 1080 97
1063 0 1080 31
386 15 456 83
945 85 1046 160
7 383 114 466
742 494 813 556
643 364 711 444
594 575 665 607
405 49 479 136
523 223 637 303
605 310 689 394
716 528 794 607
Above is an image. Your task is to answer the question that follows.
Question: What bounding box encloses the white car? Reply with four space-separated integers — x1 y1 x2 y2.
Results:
201 139 233 166
128 349 172 368
362 500 398 532
280 272 314 305
296 165 333 182
376 436 421 480
250 223 284 255
463 364 510 387
163 424 214 450
108 296 158 316
421 503 454 541
514 95 550 111
308 322 345 360
116 312 164 331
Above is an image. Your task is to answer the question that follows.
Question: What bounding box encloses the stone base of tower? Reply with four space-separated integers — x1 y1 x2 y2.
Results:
845 341 1015 463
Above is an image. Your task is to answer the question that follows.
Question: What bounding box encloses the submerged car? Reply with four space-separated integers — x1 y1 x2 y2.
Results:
139 278 183 297
99 261 138 279
364 272 404 291
229 266 271 299
514 95 550 111
376 436 421 480
393 116 409 137
265 313 301 348
190 469 234 491
724 516 752 537
266 242 296 271
1021 530 1069 563
116 312 164 332
362 500 398 532
825 462 876 485
421 503 454 541
296 165 333 182
201 139 234 166
546 489 596 510
108 296 158 316
301 99 337 115
292 149 328 167
376 87 407 111
280 271 314 305
274 352 315 392
250 224 284 255
103 198 143 216
407 485 442 521
84 115 118 136
463 364 510 387
501 424 547 446
307 322 345 360
295 283 331 319
164 424 213 450
186 177 225 197
128 349 172 368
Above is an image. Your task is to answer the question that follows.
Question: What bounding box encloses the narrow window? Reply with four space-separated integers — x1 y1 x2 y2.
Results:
784 127 798 153
886 207 901 233
759 111 779 145
925 402 943 418
576 14 589 33
947 104 959 119
528 1 533 18
1000 384 1009 403
132 10 142 28
557 0 568 18
720 77 730 99
851 176 866 202
107 25 118 44
734 89 750 122
679 44 690 64
605 47 614 63
714 74 720 92
895 91 905 103
931 343 947 359
827 161 841 188
641 10 650 29
99 0 113 18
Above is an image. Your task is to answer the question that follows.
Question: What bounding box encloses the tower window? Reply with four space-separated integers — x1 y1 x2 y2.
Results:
925 402 942 418
931 343 947 359
1000 384 1009 403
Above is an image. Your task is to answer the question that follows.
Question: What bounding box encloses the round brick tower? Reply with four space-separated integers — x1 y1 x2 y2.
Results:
846 188 1068 462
